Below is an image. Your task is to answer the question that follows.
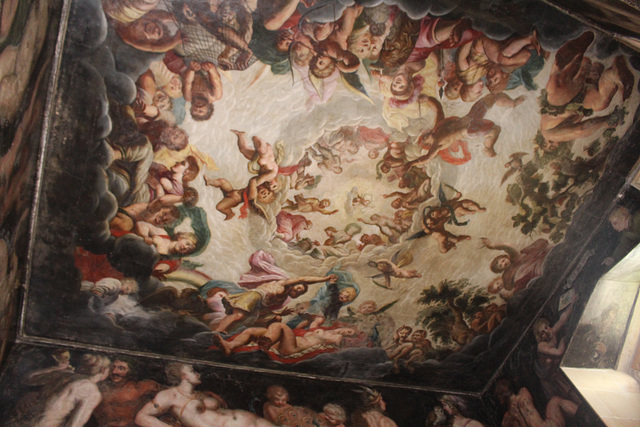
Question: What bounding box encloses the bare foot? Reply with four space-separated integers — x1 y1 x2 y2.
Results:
221 210 235 221
484 146 497 157
484 126 500 157
299 151 311 168
212 333 233 357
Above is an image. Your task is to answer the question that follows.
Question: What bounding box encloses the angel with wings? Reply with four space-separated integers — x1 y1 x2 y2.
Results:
368 250 422 289
409 184 485 253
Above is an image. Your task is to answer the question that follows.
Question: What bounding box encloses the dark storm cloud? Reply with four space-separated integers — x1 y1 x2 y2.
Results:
306 0 460 23
89 45 138 105
388 0 461 18
66 0 108 53
107 234 160 279
51 0 157 276
307 0 587 47
105 29 166 79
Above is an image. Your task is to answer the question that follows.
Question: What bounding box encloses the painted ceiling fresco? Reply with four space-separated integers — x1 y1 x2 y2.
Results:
0 343 498 426
20 0 640 395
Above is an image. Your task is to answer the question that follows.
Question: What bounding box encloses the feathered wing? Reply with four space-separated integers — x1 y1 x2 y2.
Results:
395 251 413 268
341 72 373 104
372 279 391 289
500 167 518 186
374 299 400 314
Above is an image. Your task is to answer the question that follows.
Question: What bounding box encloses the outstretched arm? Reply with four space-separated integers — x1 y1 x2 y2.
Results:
384 191 409 198
156 194 182 205
551 300 575 336
282 274 339 288
480 238 520 259
402 151 436 172
320 207 338 215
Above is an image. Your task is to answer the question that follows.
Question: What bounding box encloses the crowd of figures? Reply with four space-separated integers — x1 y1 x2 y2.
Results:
67 0 639 413
4 348 494 426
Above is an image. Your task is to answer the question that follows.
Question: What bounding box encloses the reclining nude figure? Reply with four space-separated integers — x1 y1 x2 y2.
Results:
136 363 274 427
213 323 356 357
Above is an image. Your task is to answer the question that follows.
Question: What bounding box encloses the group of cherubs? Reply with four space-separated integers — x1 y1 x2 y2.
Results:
101 0 634 266
91 0 636 379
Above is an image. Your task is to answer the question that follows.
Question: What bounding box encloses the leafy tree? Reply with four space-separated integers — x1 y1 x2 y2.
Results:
416 279 490 348
506 118 623 242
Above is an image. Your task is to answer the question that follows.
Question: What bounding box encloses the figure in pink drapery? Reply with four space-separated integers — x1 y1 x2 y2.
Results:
276 211 312 243
508 238 551 292
237 250 290 289
404 16 481 64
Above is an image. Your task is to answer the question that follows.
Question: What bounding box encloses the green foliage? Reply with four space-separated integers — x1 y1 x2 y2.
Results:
416 306 452 343
506 126 620 241
417 279 468 305
415 278 490 346
506 183 522 206
585 139 601 157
